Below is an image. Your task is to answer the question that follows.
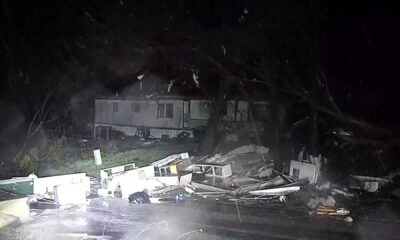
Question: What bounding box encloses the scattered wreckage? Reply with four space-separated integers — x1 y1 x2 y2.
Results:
0 172 90 228
1 144 400 230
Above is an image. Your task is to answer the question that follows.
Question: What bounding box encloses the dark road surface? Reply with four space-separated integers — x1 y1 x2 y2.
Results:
1 197 399 240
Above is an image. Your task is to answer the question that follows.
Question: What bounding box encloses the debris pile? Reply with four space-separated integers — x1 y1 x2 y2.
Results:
2 144 400 230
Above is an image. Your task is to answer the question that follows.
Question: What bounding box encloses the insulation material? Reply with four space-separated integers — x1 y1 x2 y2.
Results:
170 165 178 175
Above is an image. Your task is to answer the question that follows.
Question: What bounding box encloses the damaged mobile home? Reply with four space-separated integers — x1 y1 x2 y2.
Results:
97 152 193 199
0 173 90 207
94 96 269 139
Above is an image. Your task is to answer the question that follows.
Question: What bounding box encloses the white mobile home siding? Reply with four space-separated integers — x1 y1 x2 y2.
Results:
95 99 184 129
94 97 269 139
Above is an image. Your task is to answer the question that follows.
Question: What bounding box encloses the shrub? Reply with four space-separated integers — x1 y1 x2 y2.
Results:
48 136 67 166
99 140 119 154
20 147 40 174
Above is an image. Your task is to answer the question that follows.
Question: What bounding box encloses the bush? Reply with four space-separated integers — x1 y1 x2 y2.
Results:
48 136 67 166
99 140 119 154
20 147 40 174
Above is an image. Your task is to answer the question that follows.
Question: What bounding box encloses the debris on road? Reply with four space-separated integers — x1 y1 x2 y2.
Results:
349 175 392 192
128 191 150 204
316 206 350 216
248 186 300 196
34 173 90 203
308 195 336 209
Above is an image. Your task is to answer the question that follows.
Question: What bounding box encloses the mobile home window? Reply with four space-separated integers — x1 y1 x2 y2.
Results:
158 103 174 118
158 104 165 118
132 103 140 113
166 103 173 118
124 165 134 171
292 168 300 179
113 102 119 112
214 167 223 176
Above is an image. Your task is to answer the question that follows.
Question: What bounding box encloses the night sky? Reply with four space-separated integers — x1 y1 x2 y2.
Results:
1 0 400 138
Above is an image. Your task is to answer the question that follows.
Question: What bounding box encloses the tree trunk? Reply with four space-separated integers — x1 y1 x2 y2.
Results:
310 107 319 156
200 76 225 154
309 69 320 156
270 86 283 170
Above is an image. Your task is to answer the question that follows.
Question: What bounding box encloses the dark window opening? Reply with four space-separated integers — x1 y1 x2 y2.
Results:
124 165 134 171
154 167 160 176
158 104 165 118
166 103 173 118
214 167 223 176
113 102 119 112
204 166 212 175
132 103 140 113
292 168 300 179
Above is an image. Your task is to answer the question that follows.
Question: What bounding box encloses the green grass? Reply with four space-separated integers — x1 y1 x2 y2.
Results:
39 142 198 178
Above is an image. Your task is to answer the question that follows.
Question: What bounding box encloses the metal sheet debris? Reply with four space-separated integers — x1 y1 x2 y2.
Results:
54 183 87 206
289 160 320 184
33 173 90 200
100 163 136 188
192 163 233 178
350 175 392 192
249 186 300 196
0 174 37 195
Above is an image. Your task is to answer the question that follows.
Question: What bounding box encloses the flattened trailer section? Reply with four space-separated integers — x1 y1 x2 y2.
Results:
0 175 36 196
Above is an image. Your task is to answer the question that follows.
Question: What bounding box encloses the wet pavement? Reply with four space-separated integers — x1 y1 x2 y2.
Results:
1 197 400 240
